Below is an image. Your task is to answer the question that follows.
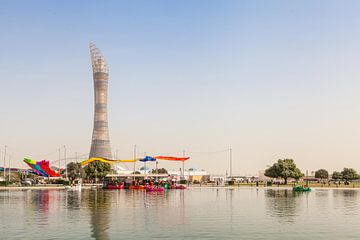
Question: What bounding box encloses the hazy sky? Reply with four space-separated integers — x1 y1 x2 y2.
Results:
1 0 360 174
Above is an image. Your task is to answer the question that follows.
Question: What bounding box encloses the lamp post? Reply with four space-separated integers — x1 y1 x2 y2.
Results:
229 148 232 180
182 150 185 180
64 145 67 180
3 145 7 179
58 148 61 176
155 161 159 182
144 152 147 178
133 145 136 180
8 155 11 182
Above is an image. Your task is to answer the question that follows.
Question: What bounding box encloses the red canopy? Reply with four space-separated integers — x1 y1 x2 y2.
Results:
153 156 190 161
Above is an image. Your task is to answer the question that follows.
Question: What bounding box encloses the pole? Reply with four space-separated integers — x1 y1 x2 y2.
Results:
8 155 11 182
133 145 136 180
64 145 67 180
75 152 78 163
156 161 158 182
3 145 7 179
144 152 146 178
58 148 61 176
229 148 232 179
182 150 185 180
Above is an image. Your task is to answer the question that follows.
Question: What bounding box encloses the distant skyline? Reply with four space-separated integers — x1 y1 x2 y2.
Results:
1 1 360 174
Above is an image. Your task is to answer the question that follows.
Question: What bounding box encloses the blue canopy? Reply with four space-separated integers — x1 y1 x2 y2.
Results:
139 156 156 162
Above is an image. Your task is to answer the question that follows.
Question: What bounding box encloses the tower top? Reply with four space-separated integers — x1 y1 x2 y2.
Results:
89 43 109 74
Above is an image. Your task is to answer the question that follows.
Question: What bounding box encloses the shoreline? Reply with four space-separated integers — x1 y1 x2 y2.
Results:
1 185 360 191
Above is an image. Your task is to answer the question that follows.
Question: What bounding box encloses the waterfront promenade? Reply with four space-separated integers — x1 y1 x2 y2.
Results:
1 182 360 190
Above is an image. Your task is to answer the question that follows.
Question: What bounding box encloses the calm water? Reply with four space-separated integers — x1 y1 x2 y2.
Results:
0 188 360 239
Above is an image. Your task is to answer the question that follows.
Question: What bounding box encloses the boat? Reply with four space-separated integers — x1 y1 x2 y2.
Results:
169 185 186 190
65 183 82 191
103 183 124 190
293 186 311 192
129 185 145 190
146 186 165 192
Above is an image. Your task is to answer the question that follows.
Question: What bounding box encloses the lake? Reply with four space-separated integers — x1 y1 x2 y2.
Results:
0 188 359 239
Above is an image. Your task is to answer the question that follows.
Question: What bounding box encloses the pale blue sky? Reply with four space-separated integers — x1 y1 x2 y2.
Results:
1 1 360 174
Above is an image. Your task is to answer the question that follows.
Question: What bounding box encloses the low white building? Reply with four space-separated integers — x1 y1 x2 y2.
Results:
168 168 208 182
210 175 226 186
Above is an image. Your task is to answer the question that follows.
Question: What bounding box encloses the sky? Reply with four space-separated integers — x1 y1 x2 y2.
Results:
1 0 360 175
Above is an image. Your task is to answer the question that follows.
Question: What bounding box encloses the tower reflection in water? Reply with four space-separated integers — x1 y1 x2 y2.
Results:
88 190 111 240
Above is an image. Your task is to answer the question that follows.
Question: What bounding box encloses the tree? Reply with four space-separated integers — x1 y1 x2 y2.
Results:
151 168 168 174
332 171 342 180
264 159 304 184
66 162 85 183
84 161 111 181
315 169 329 180
341 168 359 182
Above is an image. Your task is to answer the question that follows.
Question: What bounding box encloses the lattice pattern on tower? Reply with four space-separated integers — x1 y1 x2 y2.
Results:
90 43 109 74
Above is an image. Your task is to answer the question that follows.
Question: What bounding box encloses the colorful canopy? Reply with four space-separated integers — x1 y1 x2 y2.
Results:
80 157 138 166
139 156 156 162
153 156 190 161
23 158 62 177
23 155 190 176
80 155 190 166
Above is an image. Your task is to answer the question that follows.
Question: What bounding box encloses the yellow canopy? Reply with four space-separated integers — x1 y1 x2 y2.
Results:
80 157 138 166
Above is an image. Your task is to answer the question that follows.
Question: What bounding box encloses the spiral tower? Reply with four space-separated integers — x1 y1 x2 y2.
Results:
89 43 112 159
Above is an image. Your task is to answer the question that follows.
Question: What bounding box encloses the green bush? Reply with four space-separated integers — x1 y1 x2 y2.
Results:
179 179 187 184
227 180 234 185
63 180 70 186
0 181 8 186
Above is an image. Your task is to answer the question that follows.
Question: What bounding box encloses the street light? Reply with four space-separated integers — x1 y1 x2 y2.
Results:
229 148 232 179
133 145 137 180
58 148 61 177
64 145 67 180
3 145 7 179
8 154 11 182
182 150 185 180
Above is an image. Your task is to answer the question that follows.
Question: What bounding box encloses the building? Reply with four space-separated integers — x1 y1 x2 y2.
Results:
89 44 112 159
168 168 208 182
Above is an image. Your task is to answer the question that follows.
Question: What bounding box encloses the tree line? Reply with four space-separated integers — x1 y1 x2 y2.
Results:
265 159 360 183
314 168 360 182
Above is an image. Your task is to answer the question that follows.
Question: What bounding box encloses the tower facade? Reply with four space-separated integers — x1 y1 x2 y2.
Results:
89 44 112 159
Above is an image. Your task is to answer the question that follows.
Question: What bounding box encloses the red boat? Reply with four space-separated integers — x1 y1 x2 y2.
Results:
129 185 145 190
170 185 186 189
104 183 124 190
146 186 165 192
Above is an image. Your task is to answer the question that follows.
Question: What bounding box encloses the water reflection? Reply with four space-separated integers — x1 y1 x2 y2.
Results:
2 188 360 239
26 190 52 227
34 190 50 214
88 190 111 240
332 189 360 216
265 189 304 223
66 190 82 209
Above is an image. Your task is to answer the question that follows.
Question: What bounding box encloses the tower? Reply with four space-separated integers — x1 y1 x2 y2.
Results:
89 43 112 159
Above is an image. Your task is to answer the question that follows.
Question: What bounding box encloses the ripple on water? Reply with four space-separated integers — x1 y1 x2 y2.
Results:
1 188 360 239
